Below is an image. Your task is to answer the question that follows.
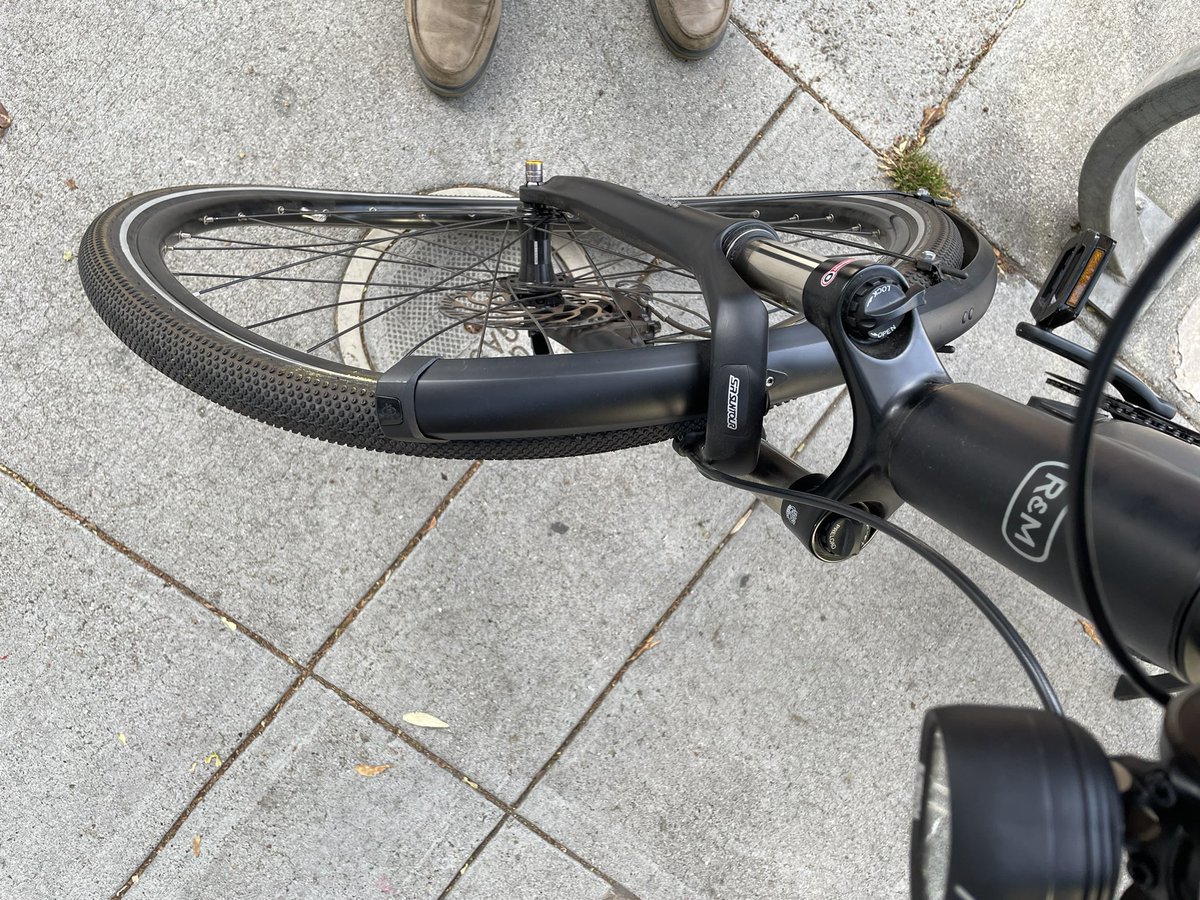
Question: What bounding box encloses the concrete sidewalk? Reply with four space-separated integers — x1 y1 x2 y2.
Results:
1 1 1198 897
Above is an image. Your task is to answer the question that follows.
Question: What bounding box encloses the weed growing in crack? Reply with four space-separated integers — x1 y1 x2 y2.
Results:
881 138 954 199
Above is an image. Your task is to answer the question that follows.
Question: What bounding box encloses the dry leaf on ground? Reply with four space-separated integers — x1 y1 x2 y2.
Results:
1077 619 1103 648
919 102 947 135
192 835 201 858
629 635 661 662
402 711 449 729
728 507 753 535
354 762 393 777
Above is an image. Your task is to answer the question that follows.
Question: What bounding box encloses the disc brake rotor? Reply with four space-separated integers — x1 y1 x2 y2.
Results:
334 187 638 369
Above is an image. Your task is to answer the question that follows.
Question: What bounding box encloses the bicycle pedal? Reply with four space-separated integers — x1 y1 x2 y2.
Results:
1031 230 1115 329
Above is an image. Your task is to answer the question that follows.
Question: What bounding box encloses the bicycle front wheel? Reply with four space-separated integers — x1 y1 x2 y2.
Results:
79 185 974 459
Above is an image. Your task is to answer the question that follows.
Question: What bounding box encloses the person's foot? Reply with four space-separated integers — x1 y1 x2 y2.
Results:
649 0 731 60
404 0 502 97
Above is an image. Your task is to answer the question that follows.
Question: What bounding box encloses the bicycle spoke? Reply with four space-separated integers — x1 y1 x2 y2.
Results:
244 275 507 330
192 217 524 294
774 228 903 258
255 212 522 273
773 226 875 237
327 211 516 241
551 226 692 278
476 218 514 358
563 267 705 288
308 224 530 353
643 294 710 325
173 233 397 253
759 215 838 226
582 253 690 279
174 272 484 291
319 212 535 278
194 229 402 294
259 211 517 256
499 279 560 358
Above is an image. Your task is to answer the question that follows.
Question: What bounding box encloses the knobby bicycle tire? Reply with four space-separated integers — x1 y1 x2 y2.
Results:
79 185 966 459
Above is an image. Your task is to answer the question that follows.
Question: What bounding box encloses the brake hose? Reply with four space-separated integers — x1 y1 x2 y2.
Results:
690 459 1065 717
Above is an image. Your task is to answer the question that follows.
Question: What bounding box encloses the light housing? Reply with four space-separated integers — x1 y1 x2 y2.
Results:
911 705 1123 900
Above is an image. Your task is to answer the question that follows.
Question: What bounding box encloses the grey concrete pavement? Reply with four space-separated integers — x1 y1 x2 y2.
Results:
0 476 295 897
315 401 837 803
2 0 1199 897
926 0 1200 420
719 91 885 193
928 0 1200 278
128 683 503 899
451 820 617 900
735 0 1017 149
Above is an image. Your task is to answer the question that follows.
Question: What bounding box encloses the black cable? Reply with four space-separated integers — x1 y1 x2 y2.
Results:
1066 195 1200 707
690 459 1065 716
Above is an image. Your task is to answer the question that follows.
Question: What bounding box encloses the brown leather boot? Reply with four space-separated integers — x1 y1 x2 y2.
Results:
405 0 502 97
649 0 732 59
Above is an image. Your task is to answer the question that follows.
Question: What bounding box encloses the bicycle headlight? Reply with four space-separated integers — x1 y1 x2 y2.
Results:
910 705 1123 900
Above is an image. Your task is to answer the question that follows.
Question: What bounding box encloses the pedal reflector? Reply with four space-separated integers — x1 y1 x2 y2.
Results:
1030 230 1115 329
